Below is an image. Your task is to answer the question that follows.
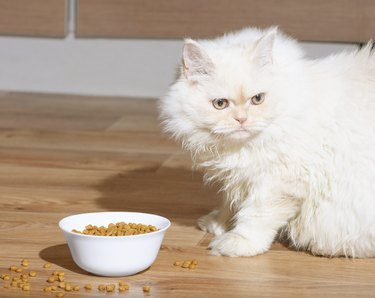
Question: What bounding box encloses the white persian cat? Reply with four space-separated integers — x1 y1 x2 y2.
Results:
159 27 375 258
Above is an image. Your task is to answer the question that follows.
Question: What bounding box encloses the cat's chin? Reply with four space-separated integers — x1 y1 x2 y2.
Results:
225 130 254 141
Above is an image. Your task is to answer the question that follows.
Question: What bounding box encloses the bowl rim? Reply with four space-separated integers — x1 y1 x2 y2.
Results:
58 211 171 239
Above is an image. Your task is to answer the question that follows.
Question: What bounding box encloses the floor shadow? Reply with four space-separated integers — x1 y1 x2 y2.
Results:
39 244 88 275
39 244 155 276
93 167 220 227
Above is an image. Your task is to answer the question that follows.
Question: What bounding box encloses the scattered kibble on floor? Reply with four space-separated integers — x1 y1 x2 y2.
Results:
1 258 202 295
174 259 198 269
118 281 130 292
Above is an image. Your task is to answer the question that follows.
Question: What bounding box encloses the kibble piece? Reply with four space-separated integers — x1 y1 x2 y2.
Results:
192 260 198 265
182 261 191 268
174 261 182 266
9 265 17 271
3 283 10 289
43 263 52 268
15 268 22 273
29 271 37 277
118 281 129 288
65 284 72 291
119 285 129 292
73 285 80 291
98 284 106 291
189 264 196 269
3 275 10 281
52 285 58 290
47 276 56 283
56 292 65 298
22 284 30 291
11 281 17 287
84 284 92 290
143 285 151 292
21 259 29 267
58 275 64 282
44 286 52 292
58 282 66 289
106 284 115 292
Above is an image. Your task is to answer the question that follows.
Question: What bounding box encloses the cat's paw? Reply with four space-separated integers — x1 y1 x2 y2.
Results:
208 232 269 257
197 210 226 236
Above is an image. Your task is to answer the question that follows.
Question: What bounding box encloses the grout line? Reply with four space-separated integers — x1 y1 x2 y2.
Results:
67 0 76 34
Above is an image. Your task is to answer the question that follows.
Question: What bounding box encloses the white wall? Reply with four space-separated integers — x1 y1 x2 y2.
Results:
0 0 360 98
0 33 358 98
0 34 183 98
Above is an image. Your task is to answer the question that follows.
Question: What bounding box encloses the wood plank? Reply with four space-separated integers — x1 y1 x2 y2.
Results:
0 92 374 298
0 0 67 37
0 92 158 132
76 0 375 42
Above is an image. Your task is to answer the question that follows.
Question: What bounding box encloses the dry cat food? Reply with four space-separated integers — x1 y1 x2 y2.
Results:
174 259 198 269
83 283 92 290
118 281 130 292
1 258 187 296
71 221 159 236
1 260 36 292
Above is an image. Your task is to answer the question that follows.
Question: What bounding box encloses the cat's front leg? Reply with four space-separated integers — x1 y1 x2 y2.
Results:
209 196 299 257
197 200 233 236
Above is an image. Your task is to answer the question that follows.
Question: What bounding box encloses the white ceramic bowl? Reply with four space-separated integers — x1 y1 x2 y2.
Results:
59 212 171 277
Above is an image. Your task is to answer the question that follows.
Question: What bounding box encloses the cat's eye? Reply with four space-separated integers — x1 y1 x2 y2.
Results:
251 93 266 105
212 98 229 110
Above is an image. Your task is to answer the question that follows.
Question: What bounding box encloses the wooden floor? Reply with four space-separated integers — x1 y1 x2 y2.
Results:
0 92 374 298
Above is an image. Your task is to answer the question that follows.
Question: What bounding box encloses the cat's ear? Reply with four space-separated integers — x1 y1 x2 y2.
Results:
182 39 214 81
252 27 278 66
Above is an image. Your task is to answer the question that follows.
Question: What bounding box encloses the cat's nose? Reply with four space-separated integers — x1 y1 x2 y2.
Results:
234 117 247 125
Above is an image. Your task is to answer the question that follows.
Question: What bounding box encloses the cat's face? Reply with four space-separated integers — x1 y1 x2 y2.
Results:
161 29 295 150
182 52 276 142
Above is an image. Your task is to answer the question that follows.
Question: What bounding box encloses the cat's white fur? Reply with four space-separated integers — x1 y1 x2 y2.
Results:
159 27 375 258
